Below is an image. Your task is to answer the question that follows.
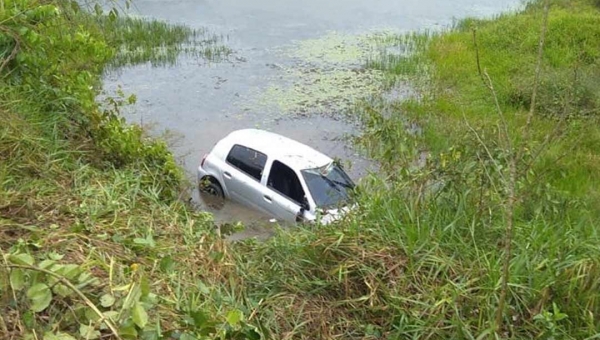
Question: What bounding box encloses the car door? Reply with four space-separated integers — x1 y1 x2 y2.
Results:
222 144 269 213
260 160 307 223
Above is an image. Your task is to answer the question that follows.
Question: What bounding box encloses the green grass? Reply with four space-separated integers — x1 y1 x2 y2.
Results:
363 0 600 204
352 0 600 337
0 1 245 339
2 0 600 338
95 16 231 67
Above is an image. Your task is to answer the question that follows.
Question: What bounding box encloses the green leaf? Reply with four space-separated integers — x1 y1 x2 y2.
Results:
70 1 81 12
79 324 100 340
140 276 150 299
141 330 160 340
26 283 52 312
93 3 102 16
52 283 72 298
39 259 56 270
78 271 98 287
127 94 137 105
100 294 116 307
245 328 262 340
119 319 138 339
132 301 148 328
226 309 243 327
103 311 119 322
22 311 35 328
10 269 25 290
108 8 118 22
85 307 101 322
159 256 175 273
133 235 155 248
8 253 34 266
53 264 80 280
44 331 77 340
48 252 64 261
197 281 210 295
190 310 208 328
179 333 197 340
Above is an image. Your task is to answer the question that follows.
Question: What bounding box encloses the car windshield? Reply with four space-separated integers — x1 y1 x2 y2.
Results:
301 163 355 209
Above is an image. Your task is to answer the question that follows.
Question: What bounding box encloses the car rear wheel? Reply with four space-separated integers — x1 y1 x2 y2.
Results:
199 177 225 210
199 177 224 198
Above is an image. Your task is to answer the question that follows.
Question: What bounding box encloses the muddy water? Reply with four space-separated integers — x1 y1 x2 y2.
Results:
102 0 522 233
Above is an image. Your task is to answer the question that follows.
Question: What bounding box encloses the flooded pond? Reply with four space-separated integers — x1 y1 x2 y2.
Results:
102 0 522 232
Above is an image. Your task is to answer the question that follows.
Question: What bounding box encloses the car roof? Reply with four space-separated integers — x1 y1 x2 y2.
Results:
219 129 332 170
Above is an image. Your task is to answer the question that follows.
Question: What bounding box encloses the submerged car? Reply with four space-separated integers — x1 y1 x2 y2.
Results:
198 129 355 224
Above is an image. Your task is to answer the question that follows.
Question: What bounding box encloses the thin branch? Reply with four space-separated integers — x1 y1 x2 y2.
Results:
472 28 485 84
470 17 517 338
474 150 501 198
496 1 550 333
5 264 123 340
522 132 583 197
524 115 566 176
464 115 507 185
483 71 512 152
523 0 551 146
495 156 516 332
524 50 579 175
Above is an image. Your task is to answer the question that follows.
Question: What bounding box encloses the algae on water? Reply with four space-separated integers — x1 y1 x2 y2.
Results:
245 31 398 116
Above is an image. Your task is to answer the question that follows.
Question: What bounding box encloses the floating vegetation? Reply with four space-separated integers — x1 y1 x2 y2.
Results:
286 31 376 67
246 31 409 117
256 67 385 116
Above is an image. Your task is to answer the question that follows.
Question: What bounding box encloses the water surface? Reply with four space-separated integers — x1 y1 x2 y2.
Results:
103 0 522 228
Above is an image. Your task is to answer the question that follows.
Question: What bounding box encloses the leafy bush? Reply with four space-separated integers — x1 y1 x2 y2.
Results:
0 0 185 199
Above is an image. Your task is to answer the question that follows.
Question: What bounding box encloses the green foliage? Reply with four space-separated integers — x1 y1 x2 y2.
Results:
346 0 600 337
0 163 265 339
0 0 187 199
94 16 231 67
3 0 600 338
0 0 242 338
3 249 158 339
534 303 569 339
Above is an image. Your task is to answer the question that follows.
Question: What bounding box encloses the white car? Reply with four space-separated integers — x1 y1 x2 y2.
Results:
198 129 355 224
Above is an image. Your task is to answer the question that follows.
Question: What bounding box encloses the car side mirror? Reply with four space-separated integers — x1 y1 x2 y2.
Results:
295 198 310 223
300 198 310 212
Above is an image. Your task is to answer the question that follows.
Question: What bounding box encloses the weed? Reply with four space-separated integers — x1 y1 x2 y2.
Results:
94 16 231 68
3 0 599 338
354 0 600 337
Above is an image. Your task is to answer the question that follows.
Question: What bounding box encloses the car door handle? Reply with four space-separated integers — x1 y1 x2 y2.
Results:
263 195 272 203
223 171 232 178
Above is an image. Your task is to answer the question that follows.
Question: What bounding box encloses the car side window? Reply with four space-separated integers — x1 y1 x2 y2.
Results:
267 160 306 206
226 145 267 181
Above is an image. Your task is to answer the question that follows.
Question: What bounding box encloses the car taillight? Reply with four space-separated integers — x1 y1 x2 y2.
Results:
201 154 208 167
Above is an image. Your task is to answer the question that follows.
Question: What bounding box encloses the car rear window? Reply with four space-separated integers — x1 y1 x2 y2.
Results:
226 144 267 181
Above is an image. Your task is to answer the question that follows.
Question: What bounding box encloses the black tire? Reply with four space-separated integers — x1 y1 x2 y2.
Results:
199 177 224 198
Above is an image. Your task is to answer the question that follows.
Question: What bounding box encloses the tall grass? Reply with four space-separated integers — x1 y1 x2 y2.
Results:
0 1 241 338
348 0 600 337
3 0 600 338
94 16 231 67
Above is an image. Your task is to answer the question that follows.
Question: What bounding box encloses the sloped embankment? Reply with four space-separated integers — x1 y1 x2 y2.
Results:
2 0 600 339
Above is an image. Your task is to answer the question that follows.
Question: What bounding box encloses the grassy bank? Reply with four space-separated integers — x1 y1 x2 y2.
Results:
2 0 600 339
354 0 600 337
0 1 243 339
